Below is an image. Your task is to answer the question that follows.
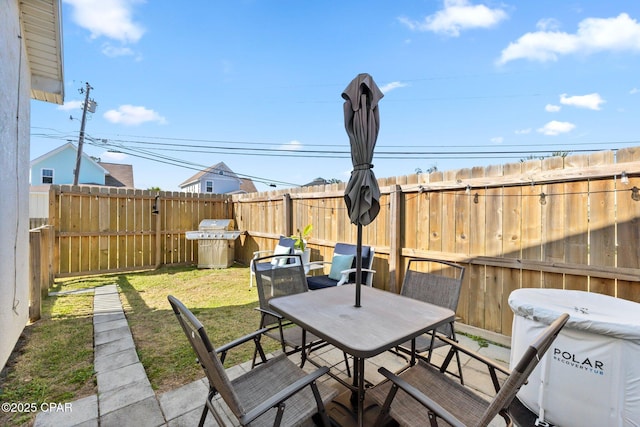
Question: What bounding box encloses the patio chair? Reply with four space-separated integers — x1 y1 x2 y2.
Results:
168 294 337 427
394 258 466 383
306 243 375 290
252 254 351 375
369 313 570 427
249 236 296 288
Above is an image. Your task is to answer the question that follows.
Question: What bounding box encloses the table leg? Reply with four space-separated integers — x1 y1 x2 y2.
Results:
301 329 308 367
350 356 358 407
348 357 365 427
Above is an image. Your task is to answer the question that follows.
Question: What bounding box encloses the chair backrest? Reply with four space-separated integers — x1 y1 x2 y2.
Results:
272 236 297 265
478 313 570 426
278 236 296 248
254 254 308 327
400 258 465 336
334 243 374 284
167 295 246 419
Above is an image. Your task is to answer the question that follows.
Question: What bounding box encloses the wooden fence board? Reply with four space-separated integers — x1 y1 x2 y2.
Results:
484 164 503 333
541 157 565 289
616 150 640 301
564 155 589 291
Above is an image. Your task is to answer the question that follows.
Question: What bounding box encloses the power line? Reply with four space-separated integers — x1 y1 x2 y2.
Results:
88 140 301 187
31 127 640 188
32 127 640 151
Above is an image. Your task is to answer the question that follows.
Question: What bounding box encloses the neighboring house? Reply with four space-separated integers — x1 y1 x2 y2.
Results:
302 177 342 187
100 162 135 188
179 162 256 194
30 142 134 187
238 177 258 194
303 177 331 187
2 0 64 369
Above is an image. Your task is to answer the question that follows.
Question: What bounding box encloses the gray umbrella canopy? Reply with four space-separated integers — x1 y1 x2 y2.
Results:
342 73 384 226
342 73 383 307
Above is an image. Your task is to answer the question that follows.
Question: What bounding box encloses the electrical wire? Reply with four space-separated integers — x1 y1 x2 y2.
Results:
30 127 640 188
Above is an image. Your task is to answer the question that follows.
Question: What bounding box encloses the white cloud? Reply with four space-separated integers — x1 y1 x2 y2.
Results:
398 0 507 37
560 93 605 110
279 140 303 150
490 136 503 144
498 13 640 65
102 43 135 57
103 105 166 125
380 81 408 93
515 128 532 134
101 151 128 161
537 120 576 136
630 88 639 94
63 0 145 43
57 100 84 111
545 104 561 112
536 18 561 32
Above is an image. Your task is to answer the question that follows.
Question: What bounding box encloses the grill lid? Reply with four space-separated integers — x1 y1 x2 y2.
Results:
198 219 235 231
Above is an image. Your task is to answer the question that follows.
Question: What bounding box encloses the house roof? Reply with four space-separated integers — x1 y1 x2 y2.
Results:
239 178 258 193
303 177 330 187
30 142 108 174
99 162 135 188
179 162 239 187
20 0 64 105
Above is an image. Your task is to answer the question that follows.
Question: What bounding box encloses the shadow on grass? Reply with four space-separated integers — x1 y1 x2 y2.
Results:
111 264 277 393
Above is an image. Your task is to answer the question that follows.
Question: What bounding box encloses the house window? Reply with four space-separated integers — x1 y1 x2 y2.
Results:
205 180 213 193
42 168 54 184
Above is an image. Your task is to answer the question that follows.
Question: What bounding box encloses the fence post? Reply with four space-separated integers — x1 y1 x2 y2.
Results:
39 226 53 295
48 185 58 278
388 184 402 293
154 195 162 268
29 230 42 322
283 193 292 237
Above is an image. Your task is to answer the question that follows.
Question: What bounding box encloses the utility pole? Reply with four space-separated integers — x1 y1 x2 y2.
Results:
73 82 96 185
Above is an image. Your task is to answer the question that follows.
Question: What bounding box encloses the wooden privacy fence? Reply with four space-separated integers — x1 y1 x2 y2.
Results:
234 148 640 337
48 185 232 276
42 147 640 338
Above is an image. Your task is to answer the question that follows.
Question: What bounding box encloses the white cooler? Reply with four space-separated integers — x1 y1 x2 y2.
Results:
509 288 640 427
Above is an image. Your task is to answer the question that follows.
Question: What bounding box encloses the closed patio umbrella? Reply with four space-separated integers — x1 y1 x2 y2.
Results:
342 73 383 307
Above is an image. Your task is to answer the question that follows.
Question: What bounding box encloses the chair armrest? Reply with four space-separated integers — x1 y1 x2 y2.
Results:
307 261 331 267
336 268 376 286
256 307 285 320
240 366 330 424
252 249 275 259
437 336 510 376
216 327 269 355
378 367 466 427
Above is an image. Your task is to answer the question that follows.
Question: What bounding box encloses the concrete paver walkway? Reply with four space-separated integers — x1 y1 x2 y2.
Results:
35 284 512 427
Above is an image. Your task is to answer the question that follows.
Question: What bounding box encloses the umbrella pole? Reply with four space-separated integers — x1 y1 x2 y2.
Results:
355 223 362 307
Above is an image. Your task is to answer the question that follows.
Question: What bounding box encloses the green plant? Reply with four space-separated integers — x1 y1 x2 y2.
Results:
290 224 312 251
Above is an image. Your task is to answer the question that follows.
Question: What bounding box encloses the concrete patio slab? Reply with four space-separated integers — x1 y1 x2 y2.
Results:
33 395 98 427
94 347 139 374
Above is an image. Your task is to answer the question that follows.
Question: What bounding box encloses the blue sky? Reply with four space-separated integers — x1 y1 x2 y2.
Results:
31 0 640 191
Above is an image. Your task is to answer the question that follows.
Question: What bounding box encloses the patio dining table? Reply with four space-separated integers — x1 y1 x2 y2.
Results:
268 284 455 427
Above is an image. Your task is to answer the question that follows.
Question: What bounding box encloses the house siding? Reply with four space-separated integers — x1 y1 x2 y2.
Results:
1 0 31 368
200 172 240 193
30 146 106 185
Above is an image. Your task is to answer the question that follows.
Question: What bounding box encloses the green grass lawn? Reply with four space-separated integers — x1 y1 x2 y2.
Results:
0 264 277 426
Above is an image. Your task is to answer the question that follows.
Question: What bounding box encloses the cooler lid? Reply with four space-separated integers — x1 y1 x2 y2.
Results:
509 288 640 341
